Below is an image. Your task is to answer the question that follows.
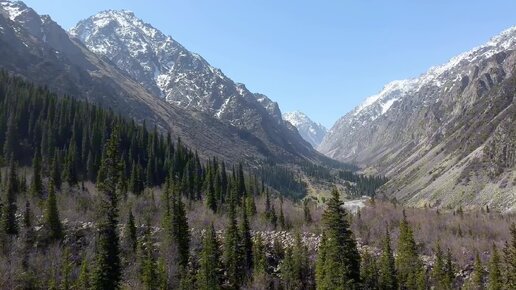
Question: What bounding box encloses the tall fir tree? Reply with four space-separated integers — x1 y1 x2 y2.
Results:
316 188 360 290
30 150 43 197
487 244 501 290
126 209 137 253
224 185 243 289
197 224 223 290
471 252 484 290
396 211 424 290
3 115 18 160
503 224 516 288
378 227 397 290
139 224 159 290
91 126 122 290
361 250 379 290
44 181 63 241
1 157 18 235
240 201 253 275
51 151 62 190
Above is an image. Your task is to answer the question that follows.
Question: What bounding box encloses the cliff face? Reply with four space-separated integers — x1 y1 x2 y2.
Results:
320 27 516 211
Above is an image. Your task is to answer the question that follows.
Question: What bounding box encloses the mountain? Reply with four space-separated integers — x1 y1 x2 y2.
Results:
68 9 331 164
0 1 330 166
283 111 327 148
319 27 516 211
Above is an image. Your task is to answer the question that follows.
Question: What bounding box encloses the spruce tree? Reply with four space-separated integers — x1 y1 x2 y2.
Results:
172 187 190 268
487 245 501 290
503 224 516 288
76 257 90 290
140 224 158 290
360 250 379 290
291 232 311 289
378 228 397 290
1 158 18 235
126 209 137 253
30 150 43 197
471 252 484 290
45 181 63 241
224 186 243 289
396 211 424 290
51 151 62 190
432 242 451 290
91 126 122 290
445 248 455 288
315 232 327 288
197 224 222 290
253 234 267 275
3 115 18 160
206 171 217 212
303 199 312 224
316 188 360 290
240 201 253 275
282 247 301 290
60 248 72 290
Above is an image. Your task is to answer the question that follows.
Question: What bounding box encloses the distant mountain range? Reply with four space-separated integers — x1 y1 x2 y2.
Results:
0 0 334 167
283 111 327 148
320 27 516 211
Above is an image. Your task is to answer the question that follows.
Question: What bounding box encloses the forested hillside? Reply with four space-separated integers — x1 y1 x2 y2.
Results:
0 72 515 289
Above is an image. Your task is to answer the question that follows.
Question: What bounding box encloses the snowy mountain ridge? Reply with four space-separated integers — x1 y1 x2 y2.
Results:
347 26 516 126
283 111 327 148
69 9 285 128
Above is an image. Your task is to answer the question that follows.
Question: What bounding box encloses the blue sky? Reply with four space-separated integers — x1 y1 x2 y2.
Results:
24 0 516 128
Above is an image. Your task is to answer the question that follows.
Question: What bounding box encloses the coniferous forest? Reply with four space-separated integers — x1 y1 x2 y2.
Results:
0 71 515 290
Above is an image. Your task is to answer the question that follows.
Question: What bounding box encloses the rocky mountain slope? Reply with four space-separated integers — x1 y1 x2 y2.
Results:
283 111 327 148
68 10 322 164
0 0 330 165
320 27 516 211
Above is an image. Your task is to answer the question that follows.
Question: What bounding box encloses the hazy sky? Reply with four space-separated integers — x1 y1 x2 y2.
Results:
23 0 516 127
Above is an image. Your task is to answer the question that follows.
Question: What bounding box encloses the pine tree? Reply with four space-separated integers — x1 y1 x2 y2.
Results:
91 126 122 290
51 151 62 190
30 150 43 197
240 201 253 275
432 242 451 290
396 211 424 290
76 257 90 290
60 248 72 290
197 224 222 290
315 232 327 288
172 188 190 268
140 224 158 290
45 181 63 241
487 245 501 290
471 252 484 290
206 171 217 212
282 247 301 290
253 234 267 275
360 250 379 290
303 199 312 224
64 142 78 186
503 224 516 288
224 187 243 289
1 158 18 235
316 188 360 290
291 232 312 289
445 248 455 287
126 209 137 253
3 115 18 160
378 228 397 290
279 199 286 230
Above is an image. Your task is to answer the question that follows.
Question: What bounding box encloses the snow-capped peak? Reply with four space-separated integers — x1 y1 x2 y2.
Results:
0 0 28 21
283 111 327 148
350 26 516 122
